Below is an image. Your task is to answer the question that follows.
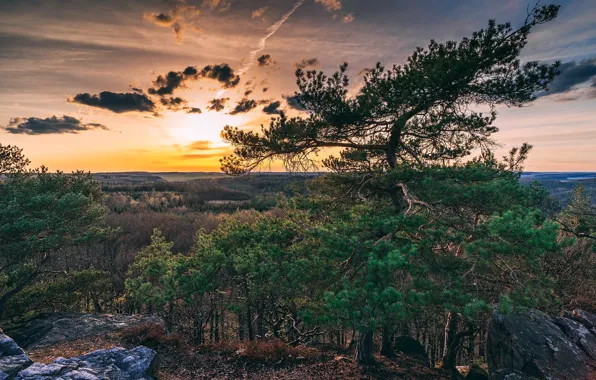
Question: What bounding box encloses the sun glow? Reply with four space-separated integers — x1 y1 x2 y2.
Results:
168 111 242 145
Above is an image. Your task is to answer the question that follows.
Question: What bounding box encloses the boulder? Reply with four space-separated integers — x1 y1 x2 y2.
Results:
465 364 489 380
487 309 596 380
15 346 157 380
4 313 163 349
0 332 32 378
393 335 429 366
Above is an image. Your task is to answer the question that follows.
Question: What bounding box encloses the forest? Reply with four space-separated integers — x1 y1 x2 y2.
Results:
1 3 596 379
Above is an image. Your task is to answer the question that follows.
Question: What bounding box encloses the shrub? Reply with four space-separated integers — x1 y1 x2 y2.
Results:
120 323 186 349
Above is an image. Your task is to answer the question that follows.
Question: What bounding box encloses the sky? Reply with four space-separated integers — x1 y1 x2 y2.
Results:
0 0 595 172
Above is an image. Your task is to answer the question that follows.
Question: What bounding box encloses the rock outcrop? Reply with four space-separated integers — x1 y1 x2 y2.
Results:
15 346 157 380
4 313 163 350
487 309 596 380
0 332 32 379
1 324 157 380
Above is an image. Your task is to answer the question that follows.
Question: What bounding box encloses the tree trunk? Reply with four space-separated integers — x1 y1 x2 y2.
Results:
215 309 220 343
246 306 254 341
355 330 374 364
442 312 457 360
379 325 396 358
444 327 477 379
238 313 245 341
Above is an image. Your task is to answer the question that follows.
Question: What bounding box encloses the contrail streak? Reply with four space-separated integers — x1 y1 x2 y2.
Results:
216 0 304 97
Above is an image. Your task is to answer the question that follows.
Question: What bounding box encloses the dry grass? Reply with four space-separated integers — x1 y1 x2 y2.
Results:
27 335 119 364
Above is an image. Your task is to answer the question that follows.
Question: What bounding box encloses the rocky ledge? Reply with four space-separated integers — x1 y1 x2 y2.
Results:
488 309 596 380
3 313 163 350
0 331 157 380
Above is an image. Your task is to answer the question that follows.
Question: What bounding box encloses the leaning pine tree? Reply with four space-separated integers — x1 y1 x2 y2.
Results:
221 3 561 366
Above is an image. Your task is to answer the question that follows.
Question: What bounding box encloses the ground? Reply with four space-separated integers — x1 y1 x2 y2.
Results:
26 333 450 380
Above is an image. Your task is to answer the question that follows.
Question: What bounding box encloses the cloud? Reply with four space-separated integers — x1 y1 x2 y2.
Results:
229 98 258 115
182 153 227 159
181 139 232 159
343 13 354 23
263 87 269 92
3 115 108 135
257 54 273 67
149 70 186 96
315 0 341 12
202 0 231 12
160 96 201 113
252 6 268 19
538 58 596 99
294 58 319 69
262 100 282 115
283 94 307 111
70 92 156 113
195 64 241 88
144 0 202 41
208 98 229 111
187 140 212 150
244 90 253 96
146 64 239 110
186 107 202 114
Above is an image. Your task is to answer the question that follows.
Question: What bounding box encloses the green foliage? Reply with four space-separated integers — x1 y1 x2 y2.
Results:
221 4 560 175
0 163 108 317
6 270 112 318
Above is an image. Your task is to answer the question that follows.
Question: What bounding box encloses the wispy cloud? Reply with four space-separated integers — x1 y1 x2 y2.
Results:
144 0 202 42
315 0 342 12
252 6 268 19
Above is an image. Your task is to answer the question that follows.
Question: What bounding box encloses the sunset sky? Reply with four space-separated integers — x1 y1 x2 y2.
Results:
1 0 595 172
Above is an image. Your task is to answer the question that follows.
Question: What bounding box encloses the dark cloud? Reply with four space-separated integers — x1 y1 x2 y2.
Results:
257 54 273 67
146 64 239 112
263 87 269 92
149 71 185 96
207 98 229 112
538 58 596 99
190 64 241 88
160 96 187 110
186 107 202 114
263 100 282 115
294 58 320 69
244 90 253 96
3 115 108 135
283 94 307 111
70 91 156 113
229 98 258 115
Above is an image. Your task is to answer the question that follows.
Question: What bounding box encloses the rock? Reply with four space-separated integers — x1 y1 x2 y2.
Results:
491 368 540 380
465 364 488 380
15 346 157 380
487 308 596 380
4 313 163 349
0 332 33 378
567 309 596 334
393 336 429 366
